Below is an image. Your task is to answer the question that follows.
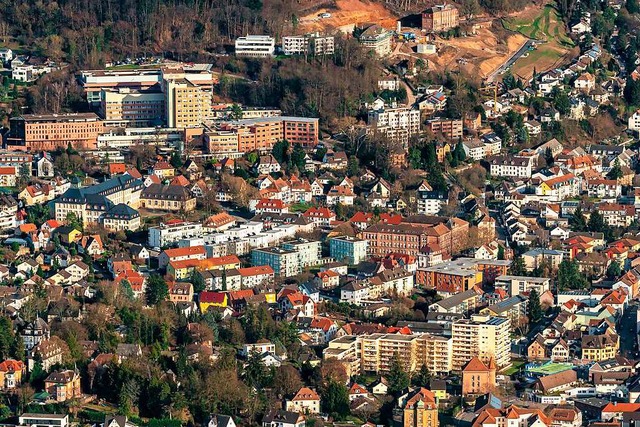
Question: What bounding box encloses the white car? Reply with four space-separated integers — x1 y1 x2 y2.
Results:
319 12 331 18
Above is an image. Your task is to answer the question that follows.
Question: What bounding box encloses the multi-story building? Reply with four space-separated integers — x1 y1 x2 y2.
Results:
368 107 421 148
251 247 300 277
44 369 81 402
422 4 459 32
282 238 322 268
400 388 439 427
19 414 69 427
481 295 528 329
581 333 619 361
205 117 319 155
427 118 463 140
78 68 164 105
325 333 452 375
360 217 469 258
329 236 368 265
629 109 640 133
52 175 143 227
239 266 275 288
418 258 510 294
235 35 275 57
100 87 165 127
163 77 211 129
494 275 551 297
282 33 335 55
148 221 203 248
140 184 197 212
358 24 393 57
7 113 105 151
451 314 511 371
416 181 447 215
488 155 534 178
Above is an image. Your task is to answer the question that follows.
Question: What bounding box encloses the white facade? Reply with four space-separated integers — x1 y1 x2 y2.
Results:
282 34 335 55
489 156 533 178
629 110 640 132
148 222 203 248
235 35 275 57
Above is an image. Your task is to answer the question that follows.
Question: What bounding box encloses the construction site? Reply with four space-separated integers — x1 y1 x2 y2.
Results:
294 0 577 82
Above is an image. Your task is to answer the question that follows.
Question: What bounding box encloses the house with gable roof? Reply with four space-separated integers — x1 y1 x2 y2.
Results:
285 387 321 414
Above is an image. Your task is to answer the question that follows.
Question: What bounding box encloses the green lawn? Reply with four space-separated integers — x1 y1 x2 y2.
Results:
527 362 574 375
502 360 525 376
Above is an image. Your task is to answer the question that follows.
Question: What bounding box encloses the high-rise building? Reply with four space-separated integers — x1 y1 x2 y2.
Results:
451 314 511 371
162 77 212 129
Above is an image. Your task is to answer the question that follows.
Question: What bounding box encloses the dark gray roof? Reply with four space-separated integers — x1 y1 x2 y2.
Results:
262 409 301 425
103 203 140 219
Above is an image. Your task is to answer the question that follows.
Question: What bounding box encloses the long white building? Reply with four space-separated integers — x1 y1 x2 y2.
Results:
235 35 275 57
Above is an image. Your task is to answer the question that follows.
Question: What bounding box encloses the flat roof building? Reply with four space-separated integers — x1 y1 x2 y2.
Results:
235 35 275 58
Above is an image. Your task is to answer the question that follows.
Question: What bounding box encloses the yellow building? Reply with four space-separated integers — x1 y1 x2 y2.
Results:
168 255 241 280
401 388 439 427
199 291 228 312
44 369 81 402
325 333 452 376
0 359 26 389
140 184 196 212
581 333 619 361
163 75 212 129
451 314 511 371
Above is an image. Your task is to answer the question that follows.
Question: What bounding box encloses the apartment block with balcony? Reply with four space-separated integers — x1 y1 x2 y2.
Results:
148 221 203 248
235 35 275 57
451 314 511 371
282 33 335 55
329 236 368 265
282 238 322 268
163 78 212 129
251 247 300 277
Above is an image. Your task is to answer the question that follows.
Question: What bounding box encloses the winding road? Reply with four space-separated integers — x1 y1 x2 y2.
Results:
487 39 536 83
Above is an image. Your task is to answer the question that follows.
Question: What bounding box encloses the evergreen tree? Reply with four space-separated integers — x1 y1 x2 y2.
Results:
528 289 542 324
509 255 527 276
569 206 588 232
146 274 168 305
607 260 622 279
387 353 410 396
497 245 505 260
545 147 554 167
412 364 431 387
628 0 639 15
588 210 605 232
624 78 640 106
607 160 623 180
322 380 350 419
557 260 589 290
170 150 183 168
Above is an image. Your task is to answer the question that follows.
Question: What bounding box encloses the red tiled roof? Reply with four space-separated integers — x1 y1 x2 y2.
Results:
200 291 226 304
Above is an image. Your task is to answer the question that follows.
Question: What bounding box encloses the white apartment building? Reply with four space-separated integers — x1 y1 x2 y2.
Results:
451 314 511 371
629 109 640 133
0 48 13 63
368 107 420 148
235 35 275 57
488 155 533 178
282 34 335 55
494 275 551 297
148 221 203 248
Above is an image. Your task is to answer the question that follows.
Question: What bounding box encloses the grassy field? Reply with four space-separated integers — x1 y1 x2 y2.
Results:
503 4 576 79
527 362 574 375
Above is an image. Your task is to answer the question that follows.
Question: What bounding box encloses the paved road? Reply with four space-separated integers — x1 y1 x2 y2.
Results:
487 40 536 83
619 303 638 358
